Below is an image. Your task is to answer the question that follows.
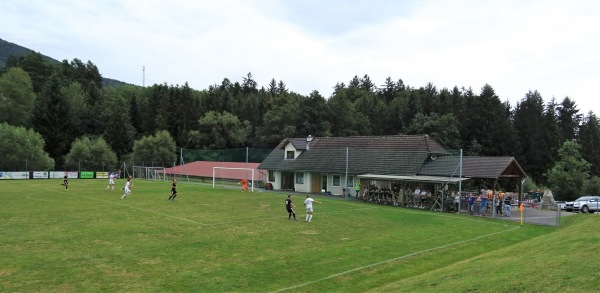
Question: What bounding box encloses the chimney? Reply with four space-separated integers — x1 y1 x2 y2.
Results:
306 135 313 150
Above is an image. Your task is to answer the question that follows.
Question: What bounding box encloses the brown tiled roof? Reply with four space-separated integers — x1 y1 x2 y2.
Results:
163 161 262 179
418 156 527 179
285 138 309 150
300 135 448 153
260 135 448 175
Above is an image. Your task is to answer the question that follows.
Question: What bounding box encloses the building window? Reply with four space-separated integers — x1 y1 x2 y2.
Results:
347 176 353 187
268 171 275 182
286 151 294 159
295 172 304 184
333 175 341 186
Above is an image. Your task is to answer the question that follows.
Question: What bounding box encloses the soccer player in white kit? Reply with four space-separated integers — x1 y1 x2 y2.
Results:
105 173 115 191
303 194 322 222
120 177 132 200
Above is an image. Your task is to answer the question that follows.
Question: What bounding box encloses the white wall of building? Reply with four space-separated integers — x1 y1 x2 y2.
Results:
268 170 282 190
284 144 302 159
293 171 308 192
266 169 357 196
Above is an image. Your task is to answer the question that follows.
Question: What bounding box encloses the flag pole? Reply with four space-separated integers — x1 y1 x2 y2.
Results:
519 202 524 227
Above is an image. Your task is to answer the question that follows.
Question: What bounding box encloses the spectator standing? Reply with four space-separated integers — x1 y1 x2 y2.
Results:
453 190 460 212
480 190 490 216
496 192 504 216
504 193 512 217
468 193 475 215
476 194 482 215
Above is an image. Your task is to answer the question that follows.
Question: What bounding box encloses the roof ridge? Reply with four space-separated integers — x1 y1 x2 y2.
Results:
290 134 431 140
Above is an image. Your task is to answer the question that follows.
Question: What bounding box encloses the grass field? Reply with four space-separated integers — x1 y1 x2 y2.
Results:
1 179 598 292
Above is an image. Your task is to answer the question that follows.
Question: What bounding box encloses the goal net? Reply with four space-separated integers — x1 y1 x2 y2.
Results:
213 167 255 192
133 166 168 181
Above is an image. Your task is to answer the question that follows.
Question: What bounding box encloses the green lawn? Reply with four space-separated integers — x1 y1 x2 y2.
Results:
0 179 597 292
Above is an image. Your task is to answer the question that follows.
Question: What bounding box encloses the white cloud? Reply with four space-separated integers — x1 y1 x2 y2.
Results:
0 0 598 113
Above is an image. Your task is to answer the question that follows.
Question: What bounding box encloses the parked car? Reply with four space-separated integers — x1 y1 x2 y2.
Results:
555 200 567 210
572 196 600 213
565 200 574 212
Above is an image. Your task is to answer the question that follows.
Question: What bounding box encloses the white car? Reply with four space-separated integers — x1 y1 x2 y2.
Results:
555 201 566 210
572 196 600 213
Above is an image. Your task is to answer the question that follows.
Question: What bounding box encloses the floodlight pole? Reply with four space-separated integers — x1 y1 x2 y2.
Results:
179 148 182 181
458 149 463 213
344 147 349 200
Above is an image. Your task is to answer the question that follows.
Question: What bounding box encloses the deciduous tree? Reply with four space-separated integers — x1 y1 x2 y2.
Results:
4 52 55 94
131 130 177 166
406 113 461 150
0 123 54 171
545 140 590 200
257 92 301 145
190 111 250 149
64 136 118 171
0 67 36 127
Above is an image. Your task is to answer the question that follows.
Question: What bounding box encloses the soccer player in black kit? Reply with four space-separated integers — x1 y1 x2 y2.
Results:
285 194 297 220
168 179 178 202
61 173 69 190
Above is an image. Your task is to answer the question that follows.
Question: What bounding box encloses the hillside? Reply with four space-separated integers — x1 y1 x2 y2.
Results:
0 37 131 88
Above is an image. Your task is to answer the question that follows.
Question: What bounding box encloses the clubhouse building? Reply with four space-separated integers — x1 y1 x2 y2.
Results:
258 135 527 209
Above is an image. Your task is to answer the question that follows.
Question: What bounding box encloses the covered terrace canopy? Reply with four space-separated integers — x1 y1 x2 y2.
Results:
419 156 528 196
357 174 468 184
356 174 465 212
356 156 527 211
360 155 528 197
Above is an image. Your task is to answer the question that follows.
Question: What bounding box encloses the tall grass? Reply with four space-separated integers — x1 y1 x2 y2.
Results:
0 179 596 292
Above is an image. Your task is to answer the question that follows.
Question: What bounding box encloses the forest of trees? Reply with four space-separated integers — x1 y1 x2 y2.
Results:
1 52 599 199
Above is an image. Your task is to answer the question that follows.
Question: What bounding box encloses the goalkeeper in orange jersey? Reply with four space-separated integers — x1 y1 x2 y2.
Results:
239 178 250 192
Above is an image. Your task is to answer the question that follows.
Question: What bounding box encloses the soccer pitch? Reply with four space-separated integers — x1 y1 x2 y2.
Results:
0 179 552 292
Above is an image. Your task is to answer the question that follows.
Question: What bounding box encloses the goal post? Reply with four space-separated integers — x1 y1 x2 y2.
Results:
132 166 168 181
212 167 255 192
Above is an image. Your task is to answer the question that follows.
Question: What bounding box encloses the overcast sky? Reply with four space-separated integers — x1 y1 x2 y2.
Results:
1 0 598 114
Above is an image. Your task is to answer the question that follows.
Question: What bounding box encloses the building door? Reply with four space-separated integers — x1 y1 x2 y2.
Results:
322 175 328 192
281 172 295 190
311 174 320 193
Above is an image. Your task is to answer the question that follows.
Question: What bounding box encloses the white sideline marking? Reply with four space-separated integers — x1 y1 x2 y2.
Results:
270 226 520 293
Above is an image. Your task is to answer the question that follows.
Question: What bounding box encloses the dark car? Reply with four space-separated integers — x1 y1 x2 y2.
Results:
565 200 575 212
